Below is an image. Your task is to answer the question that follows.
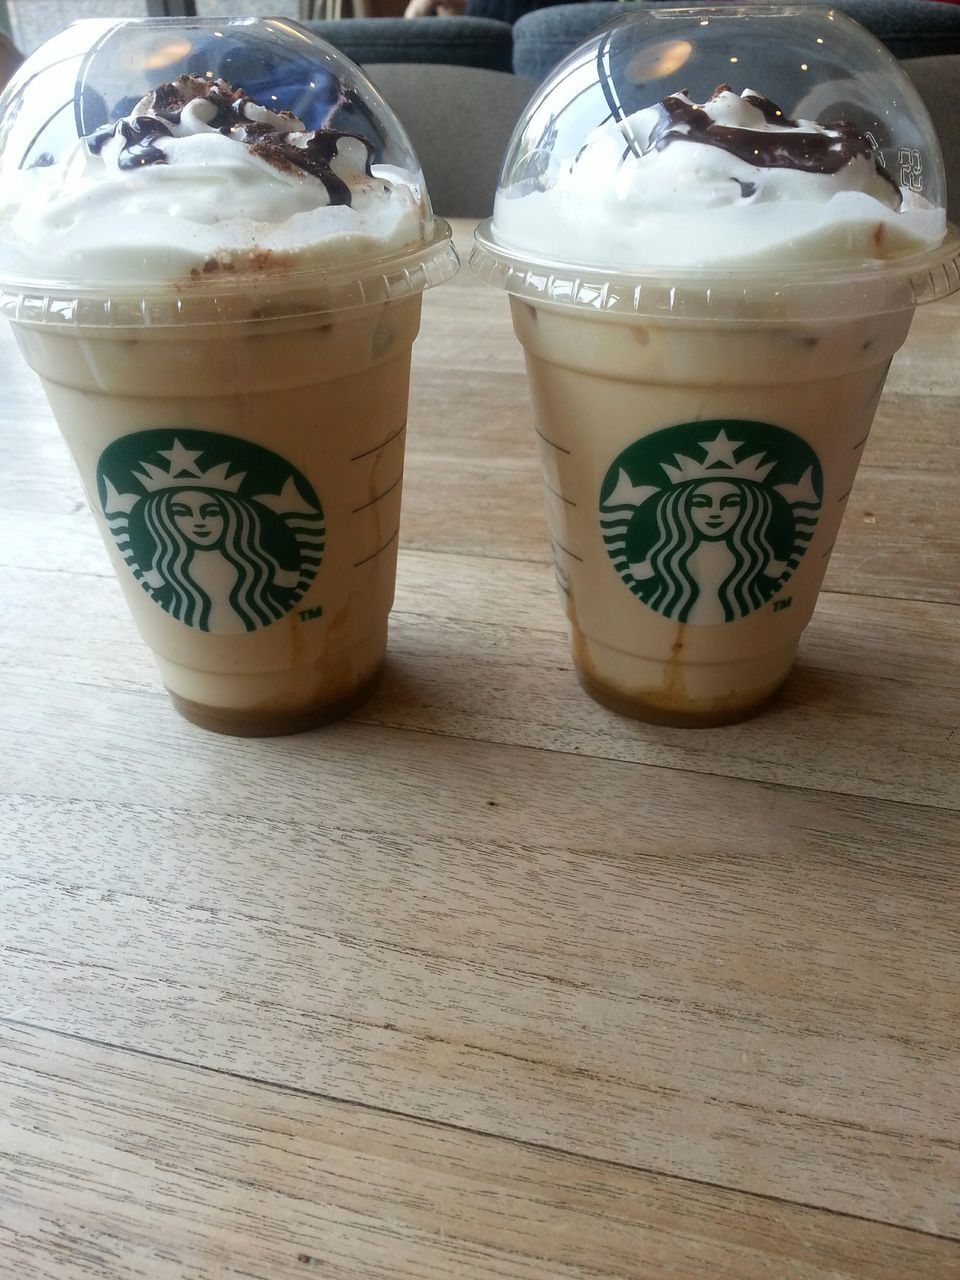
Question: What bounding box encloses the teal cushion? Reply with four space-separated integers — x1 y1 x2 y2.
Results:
513 1 960 81
304 17 514 74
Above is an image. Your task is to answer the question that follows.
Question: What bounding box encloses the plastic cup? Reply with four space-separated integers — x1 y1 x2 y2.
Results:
472 5 960 726
506 299 911 725
0 18 457 735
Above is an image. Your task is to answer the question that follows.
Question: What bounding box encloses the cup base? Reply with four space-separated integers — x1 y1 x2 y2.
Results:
569 622 795 728
168 662 384 737
573 664 786 728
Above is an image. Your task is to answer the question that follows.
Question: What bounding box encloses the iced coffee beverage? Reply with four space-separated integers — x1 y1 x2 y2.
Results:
473 8 959 725
0 19 457 734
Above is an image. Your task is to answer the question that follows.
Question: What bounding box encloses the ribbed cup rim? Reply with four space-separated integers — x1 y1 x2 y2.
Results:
471 220 960 323
0 220 459 328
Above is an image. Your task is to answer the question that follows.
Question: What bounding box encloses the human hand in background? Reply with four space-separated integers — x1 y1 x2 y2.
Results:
404 0 467 16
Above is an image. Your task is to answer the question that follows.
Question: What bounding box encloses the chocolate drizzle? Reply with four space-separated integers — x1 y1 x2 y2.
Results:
649 86 900 203
88 115 170 169
85 75 372 207
740 89 795 128
244 127 363 205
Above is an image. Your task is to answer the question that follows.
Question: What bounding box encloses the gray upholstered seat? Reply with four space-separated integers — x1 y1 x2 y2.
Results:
904 55 960 217
0 33 22 93
366 63 536 217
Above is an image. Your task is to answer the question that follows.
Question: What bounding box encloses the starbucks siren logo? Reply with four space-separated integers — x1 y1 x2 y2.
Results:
600 420 822 625
97 429 325 633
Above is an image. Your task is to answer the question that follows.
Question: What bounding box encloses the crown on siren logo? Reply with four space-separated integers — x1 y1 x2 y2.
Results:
132 438 245 493
660 428 777 486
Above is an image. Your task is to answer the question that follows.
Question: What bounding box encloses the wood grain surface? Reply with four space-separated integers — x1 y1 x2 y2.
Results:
1 222 958 1277
3 1024 957 1280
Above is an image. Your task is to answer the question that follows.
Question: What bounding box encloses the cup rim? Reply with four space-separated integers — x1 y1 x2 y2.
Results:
0 221 459 328
471 219 960 323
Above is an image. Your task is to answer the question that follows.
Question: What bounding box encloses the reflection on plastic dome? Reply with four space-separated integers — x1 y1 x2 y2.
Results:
502 6 944 208
1 18 408 174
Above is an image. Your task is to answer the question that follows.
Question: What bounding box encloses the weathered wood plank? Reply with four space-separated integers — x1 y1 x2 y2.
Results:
1 708 957 1234
4 1024 957 1280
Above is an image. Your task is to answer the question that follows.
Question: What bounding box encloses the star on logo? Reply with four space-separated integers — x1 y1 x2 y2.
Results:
157 439 205 478
254 475 321 517
662 428 775 485
699 428 744 468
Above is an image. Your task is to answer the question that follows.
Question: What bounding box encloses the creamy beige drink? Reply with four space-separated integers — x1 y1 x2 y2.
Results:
473 8 959 725
17 296 421 733
511 300 909 723
0 20 457 734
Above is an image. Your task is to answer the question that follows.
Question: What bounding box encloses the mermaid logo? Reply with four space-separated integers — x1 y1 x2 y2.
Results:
96 429 325 633
600 421 822 625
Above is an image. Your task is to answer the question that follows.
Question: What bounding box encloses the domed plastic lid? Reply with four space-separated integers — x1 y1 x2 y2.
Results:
472 4 960 321
0 17 458 326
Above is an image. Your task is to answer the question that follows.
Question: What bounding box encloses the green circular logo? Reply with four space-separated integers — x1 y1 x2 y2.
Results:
97 429 325 634
600 420 822 625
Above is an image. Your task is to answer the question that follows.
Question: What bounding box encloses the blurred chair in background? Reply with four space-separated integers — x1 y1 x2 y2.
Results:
304 17 514 71
0 32 23 93
366 63 536 215
903 56 960 216
511 0 960 80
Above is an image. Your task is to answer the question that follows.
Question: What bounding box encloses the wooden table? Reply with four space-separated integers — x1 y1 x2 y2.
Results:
1 220 958 1278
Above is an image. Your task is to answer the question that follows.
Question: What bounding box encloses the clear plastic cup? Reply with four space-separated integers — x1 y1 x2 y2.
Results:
0 18 458 735
472 4 960 726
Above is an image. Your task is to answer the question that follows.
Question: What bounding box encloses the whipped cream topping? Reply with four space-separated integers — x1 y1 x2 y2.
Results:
493 86 944 272
0 75 425 286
